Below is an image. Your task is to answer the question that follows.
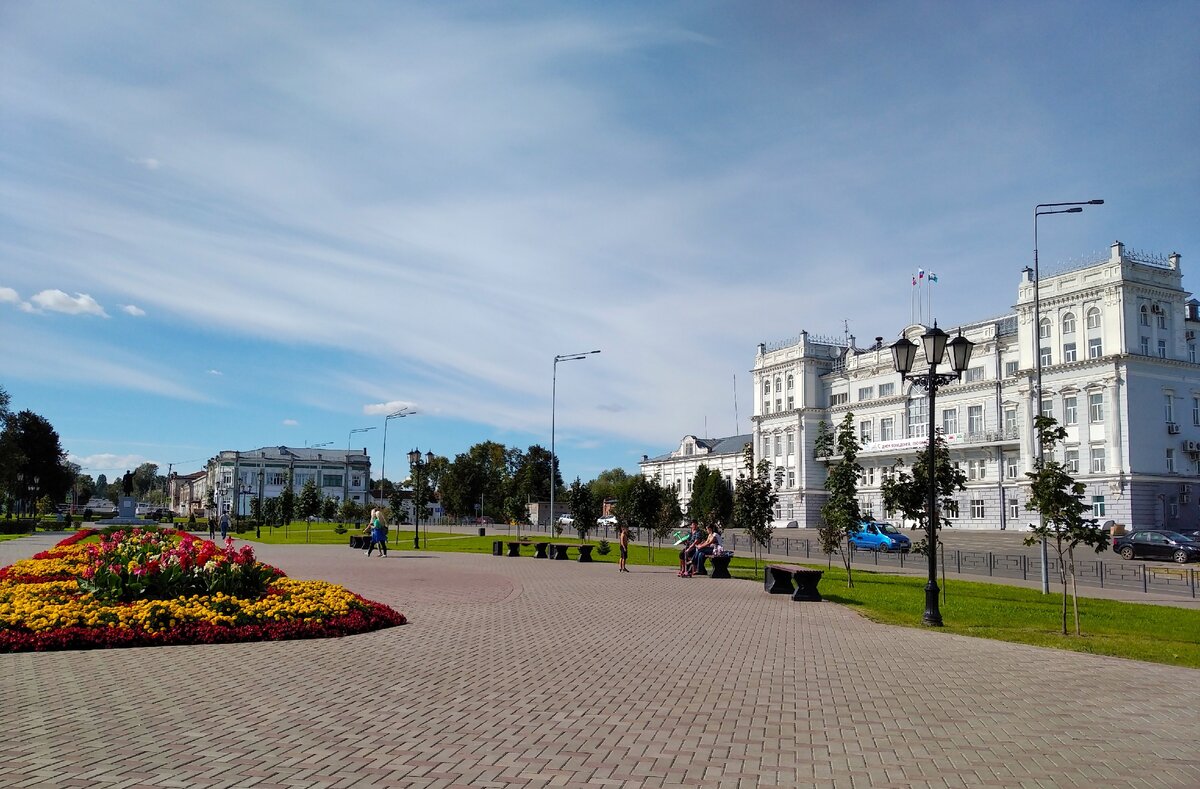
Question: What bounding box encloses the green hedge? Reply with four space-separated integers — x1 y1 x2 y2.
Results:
0 520 37 535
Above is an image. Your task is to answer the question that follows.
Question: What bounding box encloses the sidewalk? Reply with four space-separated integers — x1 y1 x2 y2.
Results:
1 533 1197 788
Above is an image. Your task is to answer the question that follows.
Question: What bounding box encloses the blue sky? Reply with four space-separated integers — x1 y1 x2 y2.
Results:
2 1 1197 485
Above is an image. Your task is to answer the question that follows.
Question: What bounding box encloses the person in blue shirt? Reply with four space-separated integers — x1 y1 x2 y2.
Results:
366 509 388 557
677 521 702 577
688 524 721 577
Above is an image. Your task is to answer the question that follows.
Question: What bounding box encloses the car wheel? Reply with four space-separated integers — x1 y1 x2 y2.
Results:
878 542 889 553
1174 550 1190 564
1119 546 1135 560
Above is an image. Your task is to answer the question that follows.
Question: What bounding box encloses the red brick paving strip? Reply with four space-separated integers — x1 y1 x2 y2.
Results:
0 534 1197 787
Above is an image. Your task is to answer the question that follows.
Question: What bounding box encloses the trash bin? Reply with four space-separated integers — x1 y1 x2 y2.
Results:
478 526 486 537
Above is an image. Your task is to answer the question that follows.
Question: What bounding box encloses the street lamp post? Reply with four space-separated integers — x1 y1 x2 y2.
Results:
256 469 265 538
408 449 434 549
16 472 23 518
381 408 415 527
892 324 975 626
1032 199 1103 592
346 427 377 509
551 350 601 533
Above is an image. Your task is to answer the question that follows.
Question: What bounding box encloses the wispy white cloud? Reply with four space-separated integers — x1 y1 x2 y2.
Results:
363 401 417 416
282 418 299 426
120 304 145 316
0 287 21 305
29 289 108 317
207 369 223 376
129 157 161 170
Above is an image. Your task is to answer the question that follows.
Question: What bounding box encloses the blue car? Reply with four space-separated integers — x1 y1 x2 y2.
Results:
849 521 912 552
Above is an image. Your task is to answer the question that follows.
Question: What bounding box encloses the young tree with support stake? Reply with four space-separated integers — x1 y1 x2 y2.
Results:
1023 416 1109 636
819 412 862 586
733 444 776 577
566 478 599 542
880 431 967 558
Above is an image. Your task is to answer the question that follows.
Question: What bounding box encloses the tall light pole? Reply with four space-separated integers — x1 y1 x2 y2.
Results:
892 325 975 626
381 407 415 516
551 350 601 533
1032 199 1103 592
346 427 376 509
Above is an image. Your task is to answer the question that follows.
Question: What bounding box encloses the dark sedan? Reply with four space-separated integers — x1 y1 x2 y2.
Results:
1113 530 1200 563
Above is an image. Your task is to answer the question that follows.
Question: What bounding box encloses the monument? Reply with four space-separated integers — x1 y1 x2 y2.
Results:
96 469 155 526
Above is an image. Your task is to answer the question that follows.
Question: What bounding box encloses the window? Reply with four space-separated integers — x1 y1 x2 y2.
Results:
878 382 895 397
221 471 232 485
787 395 794 410
1009 498 1020 518
1064 396 1078 425
787 470 795 488
786 432 795 456
1140 305 1150 326
942 408 958 435
967 460 986 481
323 473 343 488
1168 496 1179 518
1006 457 1018 479
1086 307 1101 330
1090 447 1106 473
1165 393 1175 423
786 374 794 390
774 435 782 458
859 421 872 443
830 392 849 406
763 400 770 415
1088 337 1103 358
1063 342 1077 363
971 500 985 519
1158 339 1167 358
1003 408 1018 434
1167 448 1176 473
858 386 874 401
1191 344 1197 363
1089 392 1104 423
907 399 927 439
965 366 984 383
1194 397 1200 426
351 475 362 488
267 472 286 486
1040 347 1052 366
763 379 770 394
1039 317 1051 339
762 436 770 458
1065 450 1079 473
776 398 782 412
968 405 984 434
1040 398 1053 419
1062 313 1076 334
1092 496 1106 517
1005 360 1019 377
1139 336 1150 355
775 376 782 393
880 417 895 441
1157 312 1168 330
864 466 876 486
944 501 959 518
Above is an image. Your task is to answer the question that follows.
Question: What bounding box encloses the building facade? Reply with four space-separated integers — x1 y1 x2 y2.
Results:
747 240 1200 530
639 434 753 509
198 446 373 517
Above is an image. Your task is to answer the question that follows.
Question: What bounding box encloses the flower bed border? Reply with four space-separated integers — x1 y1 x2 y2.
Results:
0 528 406 653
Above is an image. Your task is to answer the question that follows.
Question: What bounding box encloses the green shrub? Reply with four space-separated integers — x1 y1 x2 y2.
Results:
596 539 611 555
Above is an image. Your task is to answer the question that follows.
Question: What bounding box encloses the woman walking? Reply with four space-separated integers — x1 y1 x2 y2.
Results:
367 508 388 557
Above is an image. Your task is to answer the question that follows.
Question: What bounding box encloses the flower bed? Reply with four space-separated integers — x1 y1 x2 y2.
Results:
0 528 405 652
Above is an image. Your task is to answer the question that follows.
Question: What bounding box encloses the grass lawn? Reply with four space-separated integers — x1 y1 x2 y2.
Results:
229 526 1200 668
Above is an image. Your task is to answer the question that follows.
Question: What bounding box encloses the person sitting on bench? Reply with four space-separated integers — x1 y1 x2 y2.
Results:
687 524 721 577
677 521 701 577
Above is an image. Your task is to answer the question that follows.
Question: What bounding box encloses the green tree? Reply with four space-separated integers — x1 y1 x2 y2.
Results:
820 412 863 586
566 478 600 542
131 462 160 497
0 409 72 507
688 464 734 530
339 497 363 525
388 487 407 524
279 472 296 525
439 451 483 518
298 478 321 521
614 475 677 561
511 444 558 507
880 430 967 555
262 496 281 527
1024 416 1110 636
590 468 632 507
813 420 834 458
733 444 778 576
249 496 263 523
321 495 338 521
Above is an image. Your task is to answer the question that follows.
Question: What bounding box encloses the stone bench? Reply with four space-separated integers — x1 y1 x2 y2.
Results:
764 564 824 602
349 535 371 550
691 551 734 578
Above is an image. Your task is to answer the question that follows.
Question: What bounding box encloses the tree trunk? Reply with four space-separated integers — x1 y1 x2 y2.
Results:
1068 546 1081 636
843 535 854 587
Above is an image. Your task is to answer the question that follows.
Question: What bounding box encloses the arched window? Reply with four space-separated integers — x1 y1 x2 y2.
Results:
1086 307 1101 330
786 374 794 390
1139 305 1150 326
774 375 782 391
763 379 770 395
1062 312 1076 334
1038 317 1051 339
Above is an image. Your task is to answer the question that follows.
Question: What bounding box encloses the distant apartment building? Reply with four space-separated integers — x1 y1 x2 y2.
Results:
195 446 372 516
639 434 752 508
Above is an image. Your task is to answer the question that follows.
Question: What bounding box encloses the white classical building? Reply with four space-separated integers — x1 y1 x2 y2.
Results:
199 446 372 516
640 434 753 507
741 240 1199 530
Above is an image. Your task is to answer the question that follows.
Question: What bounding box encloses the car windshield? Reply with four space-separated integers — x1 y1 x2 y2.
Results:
876 523 900 534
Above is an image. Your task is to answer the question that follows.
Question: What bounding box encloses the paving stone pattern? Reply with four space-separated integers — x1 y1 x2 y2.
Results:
1 534 1197 788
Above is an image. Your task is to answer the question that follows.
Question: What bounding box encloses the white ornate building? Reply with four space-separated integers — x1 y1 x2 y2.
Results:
640 434 752 508
197 446 373 517
747 240 1199 529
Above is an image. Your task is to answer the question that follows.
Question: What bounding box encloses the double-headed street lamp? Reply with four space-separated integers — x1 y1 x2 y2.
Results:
381 407 415 513
1031 199 1103 592
892 324 975 626
551 350 600 532
408 449 434 549
346 427 376 508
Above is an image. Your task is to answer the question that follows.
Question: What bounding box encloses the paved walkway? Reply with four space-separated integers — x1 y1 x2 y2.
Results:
1 534 1198 788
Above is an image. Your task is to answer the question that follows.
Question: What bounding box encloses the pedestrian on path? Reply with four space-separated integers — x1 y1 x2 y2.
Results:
367 509 388 557
219 512 229 541
207 515 216 540
618 524 630 572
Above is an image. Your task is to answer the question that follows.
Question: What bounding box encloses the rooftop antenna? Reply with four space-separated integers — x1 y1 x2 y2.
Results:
704 415 708 439
843 319 850 347
733 374 739 436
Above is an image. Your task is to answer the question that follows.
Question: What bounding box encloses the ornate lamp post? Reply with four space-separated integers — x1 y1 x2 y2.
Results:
407 449 434 549
381 408 415 527
256 469 265 538
16 472 23 518
551 350 600 532
892 324 974 626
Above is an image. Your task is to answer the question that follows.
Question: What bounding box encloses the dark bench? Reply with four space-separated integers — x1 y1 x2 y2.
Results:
690 551 734 578
349 535 371 550
505 541 537 557
764 564 824 601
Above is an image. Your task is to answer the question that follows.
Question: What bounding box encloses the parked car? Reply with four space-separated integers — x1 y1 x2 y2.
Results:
556 514 574 527
849 521 911 552
1178 529 1200 543
1112 530 1200 563
596 515 618 526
